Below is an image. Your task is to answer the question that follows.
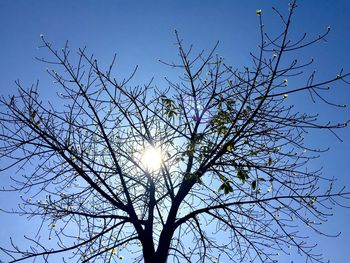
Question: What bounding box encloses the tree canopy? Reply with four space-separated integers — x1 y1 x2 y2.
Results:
0 2 349 263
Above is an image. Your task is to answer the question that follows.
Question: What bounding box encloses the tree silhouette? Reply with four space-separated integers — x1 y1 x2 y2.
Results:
1 2 349 263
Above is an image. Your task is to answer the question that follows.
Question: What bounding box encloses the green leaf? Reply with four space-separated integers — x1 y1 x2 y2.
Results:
309 197 317 206
225 183 233 194
251 180 257 190
162 97 177 118
267 156 272 166
237 169 248 184
218 183 225 191
217 126 228 135
218 181 233 195
165 108 177 118
219 175 226 182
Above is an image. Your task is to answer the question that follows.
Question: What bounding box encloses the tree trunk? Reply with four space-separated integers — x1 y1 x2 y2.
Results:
143 251 168 263
143 249 158 263
142 232 170 263
153 224 175 263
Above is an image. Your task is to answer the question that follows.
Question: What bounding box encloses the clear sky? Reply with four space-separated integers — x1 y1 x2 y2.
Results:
0 0 350 262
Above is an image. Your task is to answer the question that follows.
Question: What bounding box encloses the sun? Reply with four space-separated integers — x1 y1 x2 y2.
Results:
141 146 163 172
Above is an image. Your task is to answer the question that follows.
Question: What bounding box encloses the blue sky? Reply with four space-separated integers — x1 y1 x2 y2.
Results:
0 0 350 262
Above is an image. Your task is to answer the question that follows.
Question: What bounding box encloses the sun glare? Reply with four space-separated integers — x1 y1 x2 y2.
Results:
141 146 163 172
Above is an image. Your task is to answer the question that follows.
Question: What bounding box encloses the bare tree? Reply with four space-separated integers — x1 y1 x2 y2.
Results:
1 2 349 263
